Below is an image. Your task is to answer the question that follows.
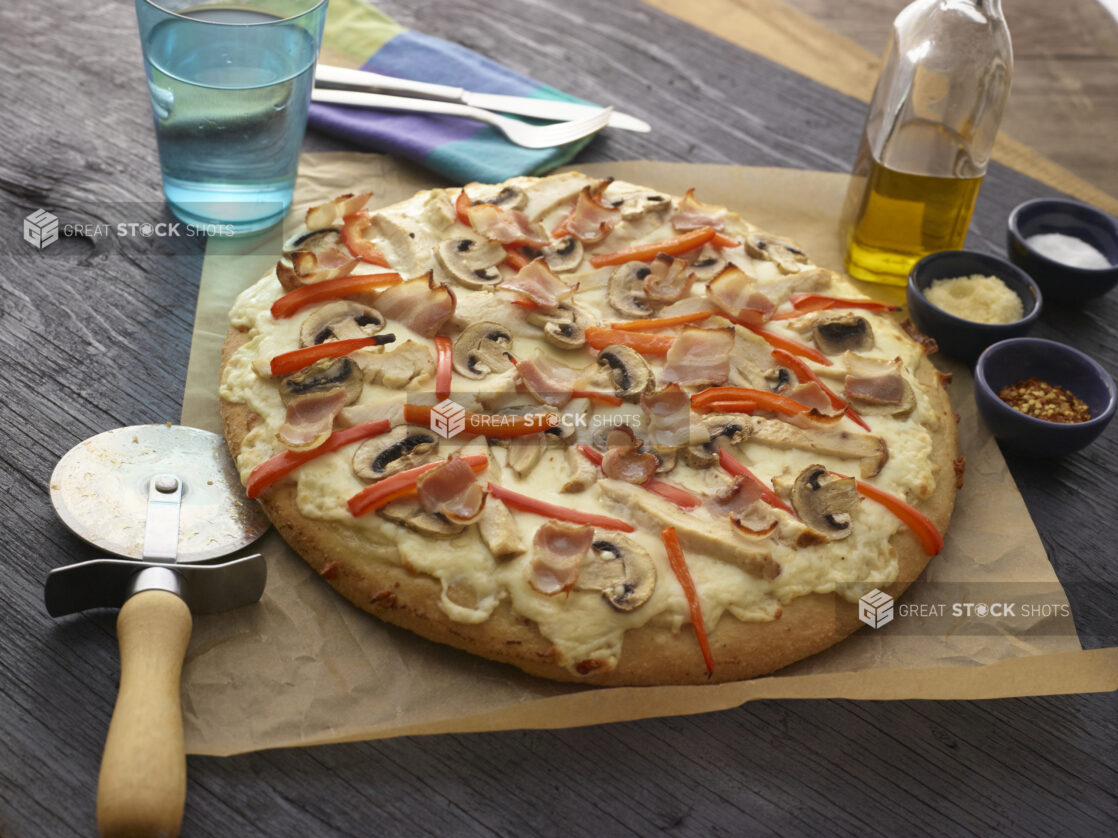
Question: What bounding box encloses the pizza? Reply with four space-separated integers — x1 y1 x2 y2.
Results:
220 172 960 685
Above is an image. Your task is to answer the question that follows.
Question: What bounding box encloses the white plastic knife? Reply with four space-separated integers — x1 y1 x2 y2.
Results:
315 64 651 133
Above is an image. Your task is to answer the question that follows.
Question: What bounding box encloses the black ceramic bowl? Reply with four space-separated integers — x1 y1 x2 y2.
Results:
974 338 1116 457
907 250 1041 362
1007 198 1118 303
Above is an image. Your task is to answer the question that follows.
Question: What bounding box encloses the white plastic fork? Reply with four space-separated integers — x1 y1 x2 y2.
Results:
311 88 612 149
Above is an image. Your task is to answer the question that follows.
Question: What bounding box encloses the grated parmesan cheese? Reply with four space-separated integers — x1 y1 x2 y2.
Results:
924 274 1025 324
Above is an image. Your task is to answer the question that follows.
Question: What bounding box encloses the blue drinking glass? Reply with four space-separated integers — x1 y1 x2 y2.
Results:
134 0 328 235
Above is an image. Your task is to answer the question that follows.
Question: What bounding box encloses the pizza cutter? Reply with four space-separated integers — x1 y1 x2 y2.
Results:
44 424 269 838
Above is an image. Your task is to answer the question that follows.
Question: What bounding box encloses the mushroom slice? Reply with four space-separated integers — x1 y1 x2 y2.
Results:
416 457 487 524
435 234 507 289
474 183 528 212
576 535 656 611
452 321 514 380
378 498 465 538
526 303 592 350
607 262 656 319
615 191 671 220
744 233 810 273
352 426 439 481
790 465 859 541
598 479 780 580
597 344 653 401
687 244 728 282
682 413 751 468
528 521 594 595
539 235 583 273
299 301 386 347
478 497 525 559
813 312 874 355
281 356 363 405
743 415 888 478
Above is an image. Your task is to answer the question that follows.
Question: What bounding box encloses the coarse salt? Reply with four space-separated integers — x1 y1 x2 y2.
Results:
1024 233 1111 270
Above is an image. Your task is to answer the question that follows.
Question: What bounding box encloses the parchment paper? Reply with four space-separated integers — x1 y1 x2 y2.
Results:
181 154 1117 756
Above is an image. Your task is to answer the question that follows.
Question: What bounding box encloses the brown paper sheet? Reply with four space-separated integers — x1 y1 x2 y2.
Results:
181 154 1117 756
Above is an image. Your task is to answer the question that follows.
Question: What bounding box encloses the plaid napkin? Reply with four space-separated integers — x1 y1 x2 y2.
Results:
308 0 597 184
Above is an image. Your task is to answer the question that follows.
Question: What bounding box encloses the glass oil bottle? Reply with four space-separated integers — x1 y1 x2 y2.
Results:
842 0 1013 286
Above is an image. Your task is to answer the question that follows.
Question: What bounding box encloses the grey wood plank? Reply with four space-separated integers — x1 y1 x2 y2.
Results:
0 1 1114 837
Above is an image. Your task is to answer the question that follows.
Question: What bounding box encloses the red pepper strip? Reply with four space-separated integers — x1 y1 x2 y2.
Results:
487 483 635 532
661 527 714 675
699 399 758 413
503 246 531 270
510 298 539 310
718 449 795 515
585 326 675 355
402 403 557 438
588 227 717 268
571 389 623 407
340 212 392 267
691 386 809 417
270 272 403 319
247 420 391 499
791 293 900 313
609 309 719 331
644 479 702 511
455 190 472 226
576 444 603 466
733 320 832 366
348 454 489 518
434 336 453 401
710 232 741 249
269 336 394 376
577 446 701 511
771 348 871 431
837 473 944 557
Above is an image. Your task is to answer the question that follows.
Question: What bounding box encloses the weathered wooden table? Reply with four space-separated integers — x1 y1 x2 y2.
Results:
1 1 1115 835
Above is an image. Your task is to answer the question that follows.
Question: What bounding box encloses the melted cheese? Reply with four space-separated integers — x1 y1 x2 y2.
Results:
221 174 947 672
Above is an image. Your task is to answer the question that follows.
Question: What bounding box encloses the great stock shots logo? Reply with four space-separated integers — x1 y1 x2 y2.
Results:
858 589 894 629
24 209 59 249
430 399 467 439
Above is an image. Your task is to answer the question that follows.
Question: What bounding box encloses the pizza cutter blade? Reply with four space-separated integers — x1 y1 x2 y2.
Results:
44 424 269 838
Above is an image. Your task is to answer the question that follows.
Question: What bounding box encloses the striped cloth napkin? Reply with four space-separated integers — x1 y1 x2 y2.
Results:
308 0 598 184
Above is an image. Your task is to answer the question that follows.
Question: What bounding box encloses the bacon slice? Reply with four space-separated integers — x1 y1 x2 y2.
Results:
553 187 620 244
517 352 583 407
415 457 487 523
305 192 372 231
372 273 456 338
528 521 594 595
672 188 727 231
784 381 843 416
660 327 734 387
843 356 907 404
467 203 549 247
600 430 659 484
707 265 775 324
276 387 349 451
644 254 693 304
641 385 693 448
501 259 575 310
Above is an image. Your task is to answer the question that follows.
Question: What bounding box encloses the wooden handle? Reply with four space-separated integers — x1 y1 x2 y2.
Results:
97 590 192 838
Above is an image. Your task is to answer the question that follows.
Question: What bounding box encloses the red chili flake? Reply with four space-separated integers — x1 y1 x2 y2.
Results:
997 377 1091 423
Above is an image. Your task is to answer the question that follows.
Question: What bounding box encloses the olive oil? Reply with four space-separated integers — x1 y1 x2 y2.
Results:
844 157 983 286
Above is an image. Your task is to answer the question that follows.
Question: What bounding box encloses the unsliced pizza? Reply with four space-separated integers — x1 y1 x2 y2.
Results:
220 172 960 685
